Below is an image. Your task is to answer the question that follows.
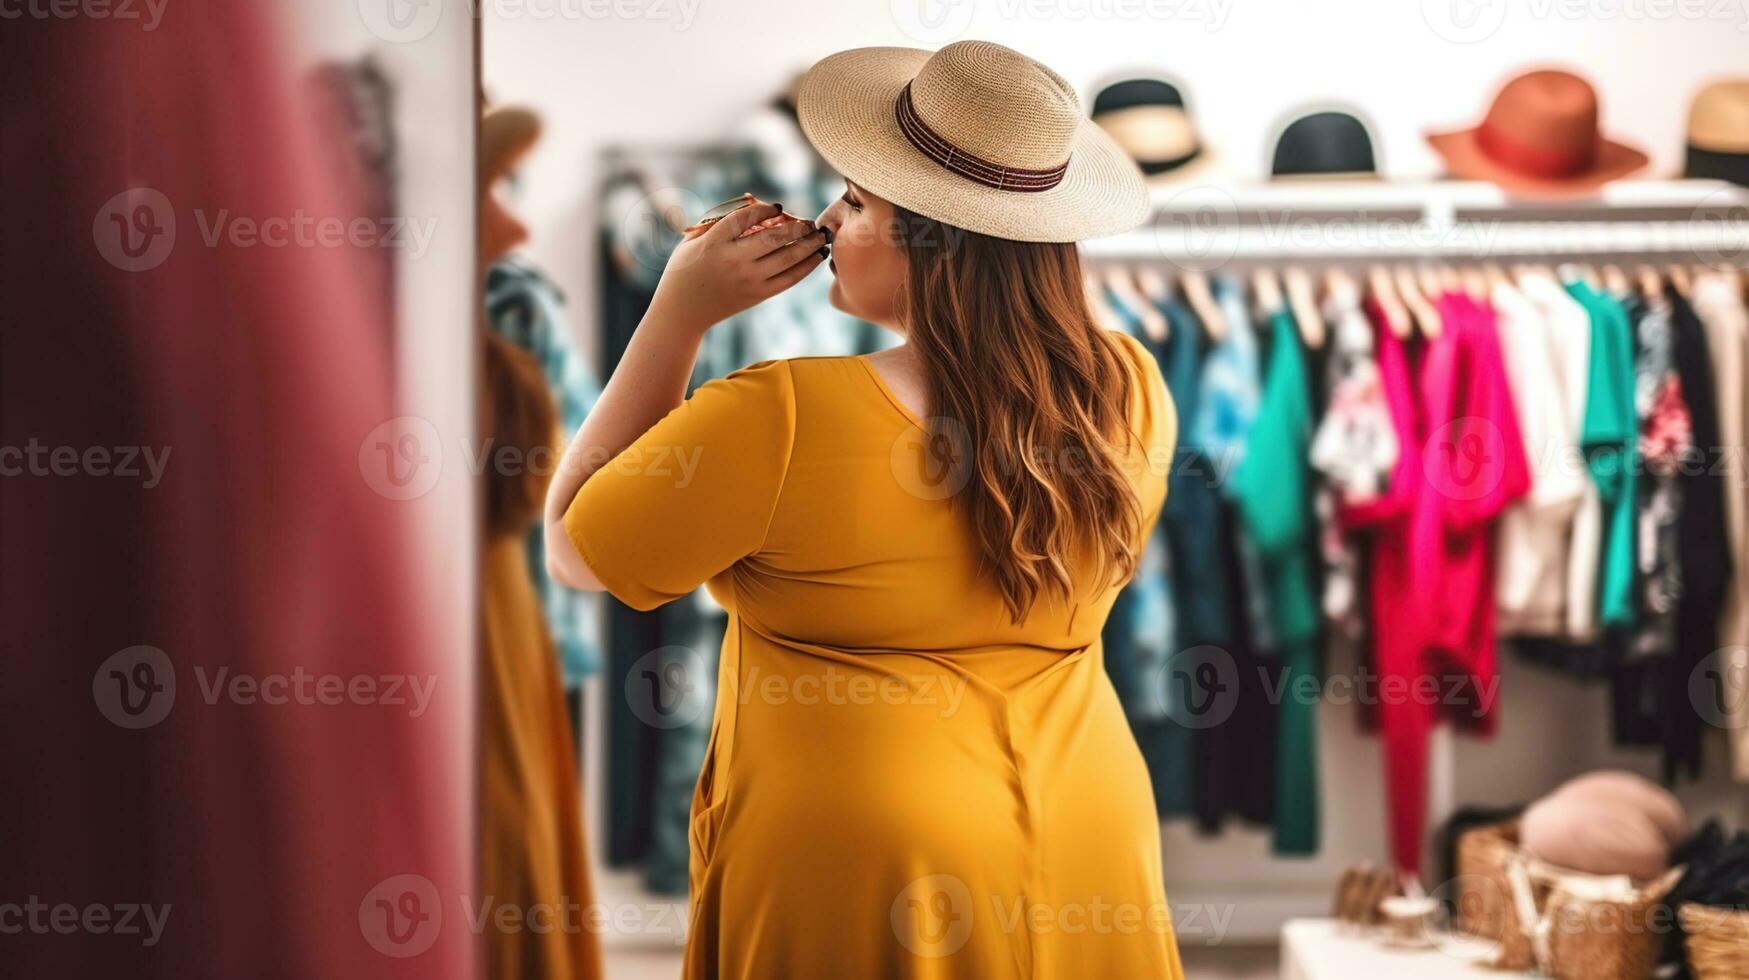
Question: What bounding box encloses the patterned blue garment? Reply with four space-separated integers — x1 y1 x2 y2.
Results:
1094 285 1199 817
1193 277 1263 469
1098 285 1175 715
1127 525 1176 715
485 256 604 684
1199 278 1277 653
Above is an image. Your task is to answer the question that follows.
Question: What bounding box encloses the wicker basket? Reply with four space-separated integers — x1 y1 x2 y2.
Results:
1452 820 1530 964
1680 903 1749 980
1451 819 1682 979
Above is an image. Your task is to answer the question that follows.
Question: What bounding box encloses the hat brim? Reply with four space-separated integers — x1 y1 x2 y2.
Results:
482 106 542 185
797 47 1150 243
1425 127 1649 199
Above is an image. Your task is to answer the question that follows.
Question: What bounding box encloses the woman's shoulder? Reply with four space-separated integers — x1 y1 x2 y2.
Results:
696 354 882 427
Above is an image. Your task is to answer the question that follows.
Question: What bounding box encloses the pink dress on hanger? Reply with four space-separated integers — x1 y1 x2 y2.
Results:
1341 293 1530 875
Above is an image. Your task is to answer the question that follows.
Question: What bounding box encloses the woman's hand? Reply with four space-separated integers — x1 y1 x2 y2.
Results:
647 199 828 335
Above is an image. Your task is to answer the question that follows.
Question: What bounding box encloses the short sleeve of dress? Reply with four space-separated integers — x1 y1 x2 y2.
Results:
1107 330 1178 494
563 359 797 611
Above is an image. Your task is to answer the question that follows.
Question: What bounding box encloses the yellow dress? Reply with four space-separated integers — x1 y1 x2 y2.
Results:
565 332 1184 979
481 531 603 980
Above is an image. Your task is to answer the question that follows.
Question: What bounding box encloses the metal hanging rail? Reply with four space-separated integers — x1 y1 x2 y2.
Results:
1080 179 1749 267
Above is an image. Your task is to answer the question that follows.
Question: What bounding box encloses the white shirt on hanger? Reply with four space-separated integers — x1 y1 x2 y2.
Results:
1518 271 1601 642
1493 278 1587 636
1692 272 1749 777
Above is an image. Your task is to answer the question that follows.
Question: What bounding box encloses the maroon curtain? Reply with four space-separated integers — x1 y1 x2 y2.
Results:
2 4 474 977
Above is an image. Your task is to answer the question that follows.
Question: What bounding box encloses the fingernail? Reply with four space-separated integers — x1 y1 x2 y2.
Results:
815 246 829 260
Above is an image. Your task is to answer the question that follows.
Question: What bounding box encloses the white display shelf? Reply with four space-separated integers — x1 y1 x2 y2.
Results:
1081 178 1749 262
1281 918 1533 980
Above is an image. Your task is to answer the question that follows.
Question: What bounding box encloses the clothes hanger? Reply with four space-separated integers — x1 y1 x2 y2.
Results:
1323 266 1359 318
1323 266 1355 303
1633 265 1665 304
1555 261 1593 288
1415 264 1447 301
1367 264 1412 338
1459 264 1489 299
1084 269 1126 333
1252 266 1285 319
1395 265 1442 338
1600 264 1630 296
1658 263 1688 298
1135 266 1193 337
1104 264 1168 341
1134 266 1174 305
1282 266 1326 348
1178 270 1228 341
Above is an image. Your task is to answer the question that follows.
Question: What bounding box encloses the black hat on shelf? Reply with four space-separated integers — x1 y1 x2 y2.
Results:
1270 109 1379 179
1090 76 1216 183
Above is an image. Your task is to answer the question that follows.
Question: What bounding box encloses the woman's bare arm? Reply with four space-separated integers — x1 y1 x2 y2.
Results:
543 200 825 590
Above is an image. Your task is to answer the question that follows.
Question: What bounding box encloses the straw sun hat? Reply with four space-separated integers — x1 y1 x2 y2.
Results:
796 41 1151 243
482 105 541 187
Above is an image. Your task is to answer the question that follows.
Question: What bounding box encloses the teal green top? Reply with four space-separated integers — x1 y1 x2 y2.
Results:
1230 309 1320 856
1232 311 1321 644
1567 280 1638 628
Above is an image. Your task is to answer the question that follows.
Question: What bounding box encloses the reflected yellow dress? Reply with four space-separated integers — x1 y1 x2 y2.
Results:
565 332 1184 979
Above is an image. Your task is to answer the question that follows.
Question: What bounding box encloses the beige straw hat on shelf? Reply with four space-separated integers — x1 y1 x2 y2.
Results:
796 41 1151 243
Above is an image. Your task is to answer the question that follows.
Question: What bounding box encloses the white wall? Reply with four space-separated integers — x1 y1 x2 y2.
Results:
485 0 1749 942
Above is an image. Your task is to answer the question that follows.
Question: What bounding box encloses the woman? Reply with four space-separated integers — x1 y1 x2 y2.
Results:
479 105 602 980
546 41 1183 978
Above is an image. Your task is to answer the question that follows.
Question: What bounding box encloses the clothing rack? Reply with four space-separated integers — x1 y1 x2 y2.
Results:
1084 178 1749 927
1081 178 1749 266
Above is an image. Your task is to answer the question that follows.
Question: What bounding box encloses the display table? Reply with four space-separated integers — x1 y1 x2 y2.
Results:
1281 919 1533 980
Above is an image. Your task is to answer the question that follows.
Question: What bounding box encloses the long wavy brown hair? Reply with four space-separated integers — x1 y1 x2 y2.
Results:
895 206 1143 622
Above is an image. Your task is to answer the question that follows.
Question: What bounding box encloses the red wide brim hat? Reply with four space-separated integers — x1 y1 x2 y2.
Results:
1426 126 1649 199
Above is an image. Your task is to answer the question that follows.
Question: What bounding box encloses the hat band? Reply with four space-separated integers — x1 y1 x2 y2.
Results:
1138 147 1202 176
894 82 1070 193
1476 120 1595 178
1686 143 1749 186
